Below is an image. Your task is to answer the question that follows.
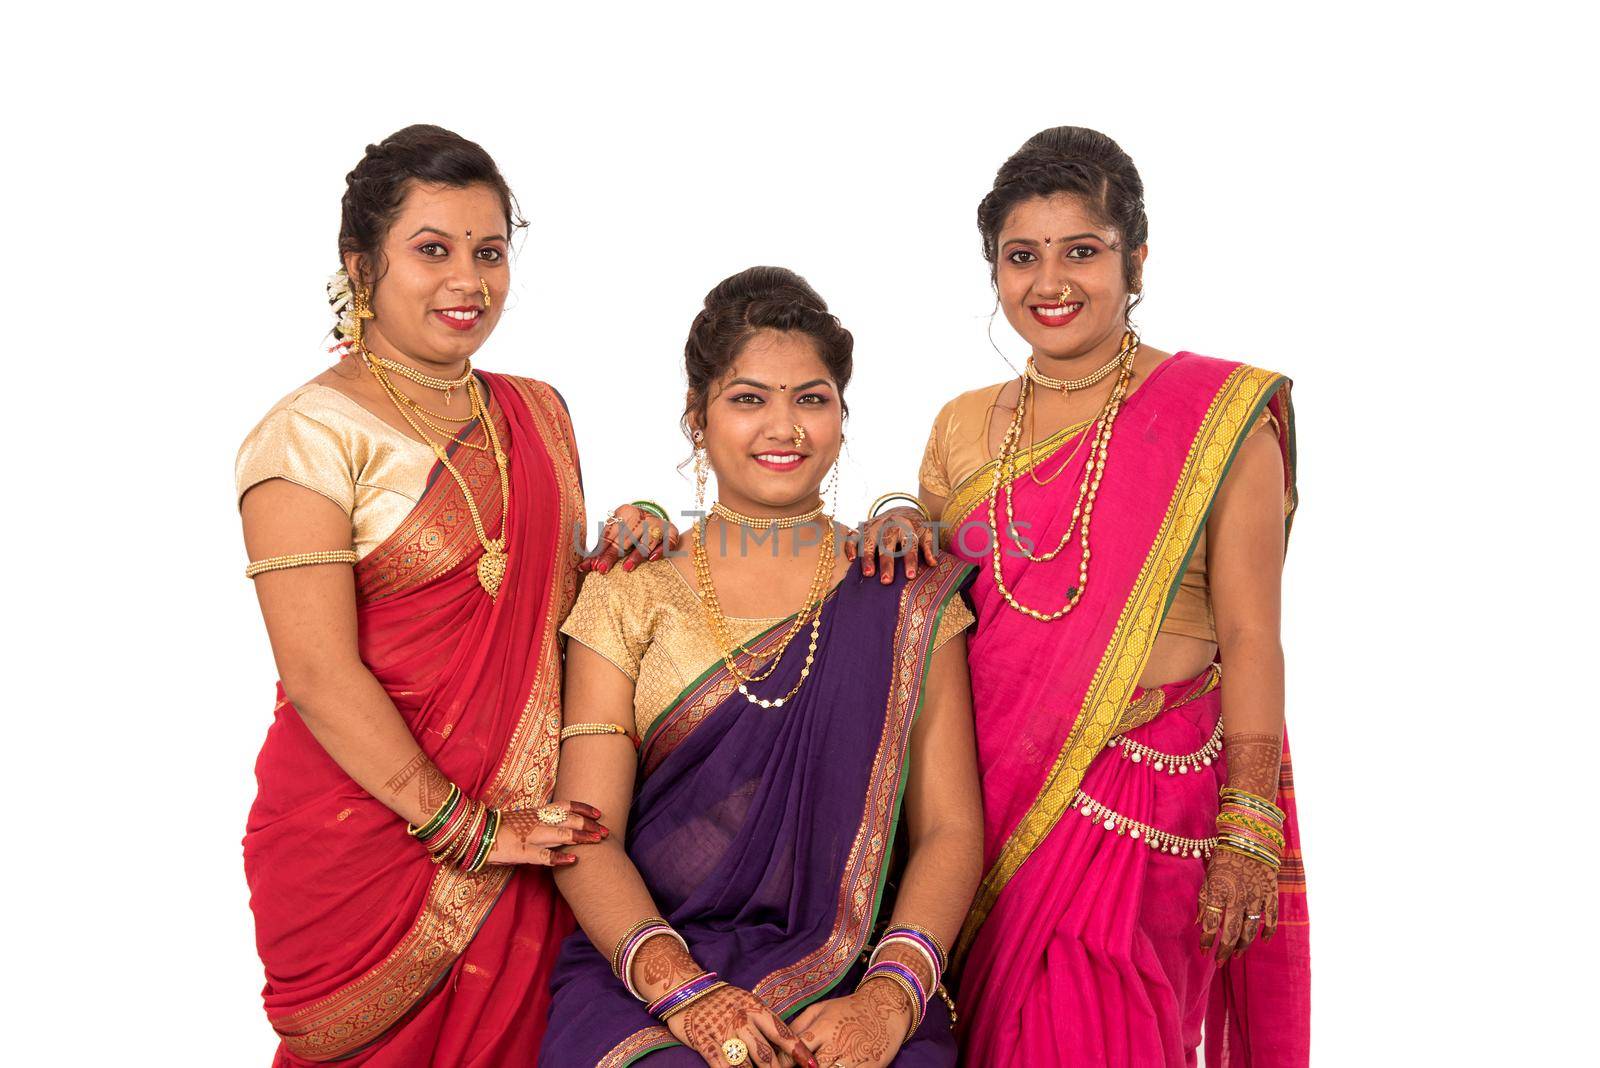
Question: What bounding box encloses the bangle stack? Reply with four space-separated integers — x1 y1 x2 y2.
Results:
1214 786 1287 871
868 492 931 521
867 923 947 1030
647 971 725 1021
407 783 501 874
860 960 928 1033
611 917 691 1001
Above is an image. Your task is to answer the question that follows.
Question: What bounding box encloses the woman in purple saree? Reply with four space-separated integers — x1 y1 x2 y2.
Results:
541 268 982 1068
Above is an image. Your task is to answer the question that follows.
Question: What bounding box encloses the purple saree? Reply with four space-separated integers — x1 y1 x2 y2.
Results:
539 556 974 1067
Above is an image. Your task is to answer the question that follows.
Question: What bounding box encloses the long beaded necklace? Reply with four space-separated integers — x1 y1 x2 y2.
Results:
692 513 836 709
986 331 1138 620
362 347 511 596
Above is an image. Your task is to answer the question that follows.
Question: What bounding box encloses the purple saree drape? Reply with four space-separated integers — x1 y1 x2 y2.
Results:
539 556 973 1067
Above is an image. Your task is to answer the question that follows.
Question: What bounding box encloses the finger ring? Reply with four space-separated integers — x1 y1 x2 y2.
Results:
721 1038 749 1065
602 511 619 528
1203 904 1223 914
1246 913 1263 921
535 804 567 826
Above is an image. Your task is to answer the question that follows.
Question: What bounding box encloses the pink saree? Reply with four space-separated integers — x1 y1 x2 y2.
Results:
242 374 585 1065
944 353 1308 1066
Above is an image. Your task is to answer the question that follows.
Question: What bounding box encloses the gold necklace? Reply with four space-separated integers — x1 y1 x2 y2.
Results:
389 385 489 451
1027 332 1139 486
372 354 475 402
1026 347 1126 393
710 501 826 530
986 332 1137 619
363 348 511 596
691 517 836 709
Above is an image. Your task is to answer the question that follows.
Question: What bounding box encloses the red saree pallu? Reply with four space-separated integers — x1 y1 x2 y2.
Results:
539 557 974 1067
243 374 584 1065
944 354 1309 1066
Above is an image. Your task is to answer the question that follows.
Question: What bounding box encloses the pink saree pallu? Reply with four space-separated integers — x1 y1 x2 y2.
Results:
242 374 585 1066
944 354 1308 1066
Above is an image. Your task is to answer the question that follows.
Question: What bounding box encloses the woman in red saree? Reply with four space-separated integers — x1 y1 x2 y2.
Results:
236 126 601 1065
867 127 1311 1065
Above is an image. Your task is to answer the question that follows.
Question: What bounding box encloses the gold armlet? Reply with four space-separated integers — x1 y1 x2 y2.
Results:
560 722 640 748
245 550 359 579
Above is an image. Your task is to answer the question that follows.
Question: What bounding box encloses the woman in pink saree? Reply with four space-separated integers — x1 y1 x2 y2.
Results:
880 127 1310 1065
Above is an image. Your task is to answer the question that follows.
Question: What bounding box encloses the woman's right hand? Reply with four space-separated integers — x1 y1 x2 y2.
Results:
668 984 817 1068
488 801 607 867
581 503 683 574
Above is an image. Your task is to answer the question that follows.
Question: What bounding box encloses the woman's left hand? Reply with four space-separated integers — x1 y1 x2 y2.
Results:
789 980 914 1068
1196 848 1279 964
846 506 939 585
581 503 682 574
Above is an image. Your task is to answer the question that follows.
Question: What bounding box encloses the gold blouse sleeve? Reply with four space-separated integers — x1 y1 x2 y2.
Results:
1248 409 1280 440
919 405 953 499
931 593 974 653
561 569 647 681
236 407 357 515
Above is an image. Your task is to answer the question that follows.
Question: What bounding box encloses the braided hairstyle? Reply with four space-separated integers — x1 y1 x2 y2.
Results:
977 127 1148 319
681 266 854 442
336 124 525 293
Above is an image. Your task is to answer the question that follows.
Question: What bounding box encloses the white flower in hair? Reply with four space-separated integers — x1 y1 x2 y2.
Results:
327 267 357 341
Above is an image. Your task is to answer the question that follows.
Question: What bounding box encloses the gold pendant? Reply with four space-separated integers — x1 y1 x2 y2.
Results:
476 549 507 597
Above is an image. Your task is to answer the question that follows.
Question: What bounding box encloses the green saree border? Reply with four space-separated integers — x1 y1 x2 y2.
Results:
600 558 975 1066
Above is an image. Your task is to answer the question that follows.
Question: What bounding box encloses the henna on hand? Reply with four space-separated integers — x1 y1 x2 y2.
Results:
1197 848 1278 964
1222 730 1282 799
384 751 429 798
806 981 913 1066
633 937 701 999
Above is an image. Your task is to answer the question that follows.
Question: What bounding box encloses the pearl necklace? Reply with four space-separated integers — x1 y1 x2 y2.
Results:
985 332 1138 621
1026 347 1126 393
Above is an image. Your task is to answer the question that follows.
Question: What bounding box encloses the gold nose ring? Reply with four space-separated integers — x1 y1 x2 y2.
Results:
792 424 806 448
480 278 492 309
1058 283 1073 305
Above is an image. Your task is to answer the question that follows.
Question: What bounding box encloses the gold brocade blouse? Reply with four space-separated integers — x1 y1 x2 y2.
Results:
235 383 451 560
919 381 1277 643
561 559 975 740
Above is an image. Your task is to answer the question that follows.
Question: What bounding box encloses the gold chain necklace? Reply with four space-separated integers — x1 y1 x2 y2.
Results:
986 331 1137 620
389 386 489 451
710 501 826 530
363 348 511 596
691 517 836 709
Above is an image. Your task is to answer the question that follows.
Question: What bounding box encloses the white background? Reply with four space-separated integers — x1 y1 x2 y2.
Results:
5 2 1593 1063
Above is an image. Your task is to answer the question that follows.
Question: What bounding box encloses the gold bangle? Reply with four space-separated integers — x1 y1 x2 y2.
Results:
868 492 930 521
861 970 925 1034
245 550 358 579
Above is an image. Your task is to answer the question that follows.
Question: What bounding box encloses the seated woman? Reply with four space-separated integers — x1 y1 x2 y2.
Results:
539 267 983 1068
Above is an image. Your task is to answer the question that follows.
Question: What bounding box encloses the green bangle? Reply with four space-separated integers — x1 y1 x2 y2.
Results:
629 499 670 522
869 492 929 521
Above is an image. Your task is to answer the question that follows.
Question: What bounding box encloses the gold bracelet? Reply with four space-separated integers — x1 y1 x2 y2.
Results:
245 550 358 579
868 492 930 521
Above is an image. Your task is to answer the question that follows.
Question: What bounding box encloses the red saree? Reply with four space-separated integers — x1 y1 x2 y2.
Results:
945 354 1309 1066
243 373 585 1065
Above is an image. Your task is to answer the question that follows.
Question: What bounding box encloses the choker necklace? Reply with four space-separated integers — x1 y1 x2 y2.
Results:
370 353 475 403
711 501 826 531
1026 346 1128 393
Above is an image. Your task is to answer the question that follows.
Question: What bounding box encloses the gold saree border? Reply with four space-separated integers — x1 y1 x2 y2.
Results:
938 416 1093 548
272 376 582 1061
597 557 974 1067
354 388 508 603
953 365 1288 966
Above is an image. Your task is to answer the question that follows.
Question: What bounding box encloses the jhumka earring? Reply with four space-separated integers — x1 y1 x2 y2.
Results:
792 424 806 448
1057 283 1074 305
351 286 375 348
480 278 492 309
692 430 709 513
